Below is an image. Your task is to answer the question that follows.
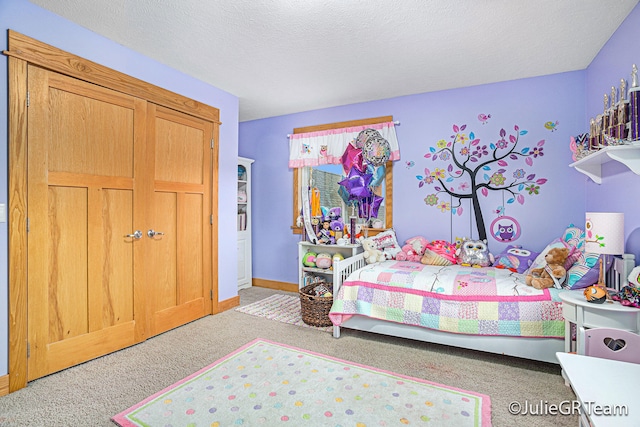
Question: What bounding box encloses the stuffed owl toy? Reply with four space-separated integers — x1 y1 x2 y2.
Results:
456 238 494 267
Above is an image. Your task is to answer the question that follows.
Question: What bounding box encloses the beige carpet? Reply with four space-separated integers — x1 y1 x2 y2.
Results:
0 286 577 426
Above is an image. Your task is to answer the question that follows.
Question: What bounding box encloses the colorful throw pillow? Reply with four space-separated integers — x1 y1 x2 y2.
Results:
421 248 454 266
566 252 605 289
425 240 457 264
562 224 585 252
526 238 578 274
493 245 539 273
404 236 429 256
367 228 401 259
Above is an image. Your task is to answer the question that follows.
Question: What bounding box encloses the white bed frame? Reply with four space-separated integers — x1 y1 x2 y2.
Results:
331 253 636 364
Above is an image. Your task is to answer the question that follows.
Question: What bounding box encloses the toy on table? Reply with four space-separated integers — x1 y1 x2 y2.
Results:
611 265 640 307
584 285 607 304
525 247 569 290
317 219 334 244
328 207 344 239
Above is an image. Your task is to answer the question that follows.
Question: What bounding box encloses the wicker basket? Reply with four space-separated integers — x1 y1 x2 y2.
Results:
299 284 334 327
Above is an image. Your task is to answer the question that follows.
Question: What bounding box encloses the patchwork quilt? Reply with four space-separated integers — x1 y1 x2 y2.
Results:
329 260 565 338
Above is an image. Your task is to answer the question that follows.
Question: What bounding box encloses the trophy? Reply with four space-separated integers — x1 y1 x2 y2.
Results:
616 78 628 139
608 86 617 138
629 64 640 140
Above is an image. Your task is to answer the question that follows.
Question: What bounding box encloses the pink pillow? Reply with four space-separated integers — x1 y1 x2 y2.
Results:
425 240 457 264
367 229 401 259
421 248 454 266
405 236 429 256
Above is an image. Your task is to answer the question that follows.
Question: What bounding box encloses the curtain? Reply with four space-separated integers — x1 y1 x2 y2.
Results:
288 121 400 168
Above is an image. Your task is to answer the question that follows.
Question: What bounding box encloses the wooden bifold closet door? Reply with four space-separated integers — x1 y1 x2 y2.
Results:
25 65 213 381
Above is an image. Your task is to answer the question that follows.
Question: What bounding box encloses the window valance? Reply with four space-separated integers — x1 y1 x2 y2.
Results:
288 121 400 168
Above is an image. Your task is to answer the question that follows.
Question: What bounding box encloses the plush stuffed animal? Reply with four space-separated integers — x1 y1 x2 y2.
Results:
366 229 402 260
362 238 385 264
456 238 494 267
315 253 332 269
405 236 429 256
525 247 569 289
328 207 344 234
395 244 422 262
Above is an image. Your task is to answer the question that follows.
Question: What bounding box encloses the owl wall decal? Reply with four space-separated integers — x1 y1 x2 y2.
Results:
490 215 522 243
497 223 515 241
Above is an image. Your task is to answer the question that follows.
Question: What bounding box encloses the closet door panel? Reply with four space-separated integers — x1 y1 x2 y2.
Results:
27 66 144 380
146 104 212 337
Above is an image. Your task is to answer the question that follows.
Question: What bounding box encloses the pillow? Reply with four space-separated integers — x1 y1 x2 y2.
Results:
404 236 429 256
493 245 539 273
562 224 585 252
566 252 609 289
420 248 454 266
420 249 453 266
367 229 401 259
425 240 457 264
526 238 578 274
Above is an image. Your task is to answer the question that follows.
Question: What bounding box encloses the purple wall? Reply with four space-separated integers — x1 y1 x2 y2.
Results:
585 3 640 261
240 72 588 285
0 0 240 376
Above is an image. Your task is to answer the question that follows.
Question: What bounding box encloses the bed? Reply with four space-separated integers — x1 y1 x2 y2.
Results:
329 252 635 364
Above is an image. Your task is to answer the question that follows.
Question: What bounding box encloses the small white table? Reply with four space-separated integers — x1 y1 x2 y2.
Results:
556 352 638 427
558 290 640 354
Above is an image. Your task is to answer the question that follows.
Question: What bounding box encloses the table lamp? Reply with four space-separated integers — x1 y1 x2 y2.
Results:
585 212 625 296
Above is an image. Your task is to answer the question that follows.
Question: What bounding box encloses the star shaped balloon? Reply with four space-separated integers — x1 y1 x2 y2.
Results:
338 166 372 201
358 194 384 219
341 143 365 174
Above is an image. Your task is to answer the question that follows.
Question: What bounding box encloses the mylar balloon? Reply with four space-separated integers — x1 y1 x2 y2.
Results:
341 143 365 174
368 164 386 187
338 185 356 206
355 128 382 149
363 135 391 166
358 194 384 219
338 166 372 200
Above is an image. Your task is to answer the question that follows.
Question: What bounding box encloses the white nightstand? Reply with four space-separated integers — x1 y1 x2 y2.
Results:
559 290 640 354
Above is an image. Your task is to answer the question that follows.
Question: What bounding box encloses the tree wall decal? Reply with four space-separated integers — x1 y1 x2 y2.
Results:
417 123 548 241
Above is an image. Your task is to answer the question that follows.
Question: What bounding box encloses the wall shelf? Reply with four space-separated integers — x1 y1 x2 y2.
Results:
569 144 640 184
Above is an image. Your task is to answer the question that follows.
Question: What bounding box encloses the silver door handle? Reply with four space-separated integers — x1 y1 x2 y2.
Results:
147 229 165 238
125 230 143 239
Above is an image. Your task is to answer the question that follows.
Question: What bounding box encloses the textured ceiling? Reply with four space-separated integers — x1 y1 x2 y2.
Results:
28 0 640 122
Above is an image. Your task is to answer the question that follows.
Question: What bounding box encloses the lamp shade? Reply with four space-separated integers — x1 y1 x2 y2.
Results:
585 212 625 255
